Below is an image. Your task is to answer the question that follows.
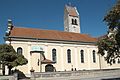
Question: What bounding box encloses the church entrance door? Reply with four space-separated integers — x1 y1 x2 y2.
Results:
45 64 54 72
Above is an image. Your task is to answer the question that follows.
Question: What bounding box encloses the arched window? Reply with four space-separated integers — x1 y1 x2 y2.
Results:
75 19 77 25
72 19 77 25
93 50 96 63
72 19 74 24
67 49 71 63
17 47 23 55
52 49 57 63
80 50 84 63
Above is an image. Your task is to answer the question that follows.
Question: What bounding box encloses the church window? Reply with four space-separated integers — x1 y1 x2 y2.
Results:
17 47 23 55
52 49 57 63
72 19 74 25
72 19 77 25
75 19 77 25
93 50 96 63
80 50 84 63
67 49 71 63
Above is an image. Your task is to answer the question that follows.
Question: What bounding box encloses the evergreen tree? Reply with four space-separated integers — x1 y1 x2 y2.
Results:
0 44 28 75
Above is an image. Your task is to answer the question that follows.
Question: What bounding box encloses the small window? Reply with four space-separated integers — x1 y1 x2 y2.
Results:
71 19 77 25
80 50 84 63
93 50 96 63
52 49 57 63
72 19 74 25
17 47 23 55
75 19 77 25
67 49 71 63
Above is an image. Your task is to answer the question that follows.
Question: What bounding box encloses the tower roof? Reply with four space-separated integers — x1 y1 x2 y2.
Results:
65 5 79 17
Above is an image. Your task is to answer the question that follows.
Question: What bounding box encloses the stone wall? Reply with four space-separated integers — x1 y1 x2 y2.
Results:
0 73 18 80
31 69 120 80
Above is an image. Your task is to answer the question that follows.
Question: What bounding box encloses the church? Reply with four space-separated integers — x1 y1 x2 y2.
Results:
4 5 120 76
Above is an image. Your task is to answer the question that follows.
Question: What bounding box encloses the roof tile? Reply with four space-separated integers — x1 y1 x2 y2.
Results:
66 5 78 17
9 27 97 42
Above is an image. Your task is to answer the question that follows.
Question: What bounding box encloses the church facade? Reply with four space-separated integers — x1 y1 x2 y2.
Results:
4 5 120 76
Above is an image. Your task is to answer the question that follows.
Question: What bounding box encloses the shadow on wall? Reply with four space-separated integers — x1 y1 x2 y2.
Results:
12 69 30 79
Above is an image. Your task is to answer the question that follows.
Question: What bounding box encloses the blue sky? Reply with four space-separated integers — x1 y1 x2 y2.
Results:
0 0 116 44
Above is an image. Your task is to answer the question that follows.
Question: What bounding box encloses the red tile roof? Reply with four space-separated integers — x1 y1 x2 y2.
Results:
65 5 78 17
9 27 97 42
41 59 55 64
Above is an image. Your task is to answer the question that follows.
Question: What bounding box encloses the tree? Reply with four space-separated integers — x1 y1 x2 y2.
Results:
0 44 28 75
97 0 120 65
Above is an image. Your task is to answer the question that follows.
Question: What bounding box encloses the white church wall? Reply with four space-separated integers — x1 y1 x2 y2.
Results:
43 42 99 71
10 41 30 75
47 44 64 71
8 40 120 76
88 48 100 70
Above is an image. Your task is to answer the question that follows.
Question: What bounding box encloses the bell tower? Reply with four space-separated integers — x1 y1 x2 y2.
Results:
64 4 80 33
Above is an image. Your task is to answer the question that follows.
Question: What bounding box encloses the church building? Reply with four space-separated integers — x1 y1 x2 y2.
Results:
4 5 120 76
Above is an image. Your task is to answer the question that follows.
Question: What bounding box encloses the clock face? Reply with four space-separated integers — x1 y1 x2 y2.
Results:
72 26 76 32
